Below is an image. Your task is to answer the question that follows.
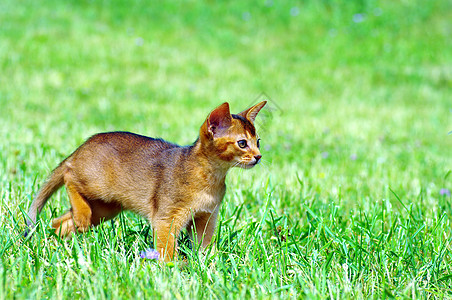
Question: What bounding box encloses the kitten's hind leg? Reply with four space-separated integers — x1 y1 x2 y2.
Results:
55 182 92 235
52 199 121 237
52 210 75 236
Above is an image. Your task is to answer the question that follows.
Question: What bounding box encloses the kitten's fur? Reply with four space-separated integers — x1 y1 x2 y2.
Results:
27 101 266 261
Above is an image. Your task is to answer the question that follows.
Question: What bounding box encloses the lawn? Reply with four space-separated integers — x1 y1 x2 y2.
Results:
1 0 451 298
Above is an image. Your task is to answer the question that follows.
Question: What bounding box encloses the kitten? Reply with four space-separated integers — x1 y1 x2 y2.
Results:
27 101 266 261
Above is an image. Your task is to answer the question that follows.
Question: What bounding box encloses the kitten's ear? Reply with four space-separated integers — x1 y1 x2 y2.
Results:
207 102 232 136
237 101 267 123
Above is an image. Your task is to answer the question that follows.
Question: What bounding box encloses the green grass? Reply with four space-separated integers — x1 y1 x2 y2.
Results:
1 0 451 298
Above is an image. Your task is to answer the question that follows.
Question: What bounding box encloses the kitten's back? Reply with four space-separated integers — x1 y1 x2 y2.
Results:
64 132 180 212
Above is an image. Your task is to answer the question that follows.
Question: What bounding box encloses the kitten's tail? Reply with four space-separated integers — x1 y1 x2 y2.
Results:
25 162 66 235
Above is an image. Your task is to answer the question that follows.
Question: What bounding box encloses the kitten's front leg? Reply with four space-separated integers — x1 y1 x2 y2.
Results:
189 208 219 248
154 223 178 262
154 212 189 262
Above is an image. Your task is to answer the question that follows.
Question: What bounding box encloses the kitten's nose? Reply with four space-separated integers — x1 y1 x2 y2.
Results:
254 155 262 163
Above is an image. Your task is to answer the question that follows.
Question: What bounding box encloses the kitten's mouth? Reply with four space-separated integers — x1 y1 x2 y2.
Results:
238 161 259 169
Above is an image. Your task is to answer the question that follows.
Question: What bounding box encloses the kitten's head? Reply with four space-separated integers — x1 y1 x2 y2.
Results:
200 101 267 169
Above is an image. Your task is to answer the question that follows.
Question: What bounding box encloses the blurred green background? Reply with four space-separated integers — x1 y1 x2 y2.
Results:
0 0 451 298
2 0 450 206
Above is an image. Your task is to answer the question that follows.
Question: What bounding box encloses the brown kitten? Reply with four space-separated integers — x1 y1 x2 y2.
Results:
27 101 266 261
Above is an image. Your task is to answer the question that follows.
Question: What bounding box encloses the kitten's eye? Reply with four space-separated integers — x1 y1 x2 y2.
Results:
237 140 247 149
257 139 261 149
